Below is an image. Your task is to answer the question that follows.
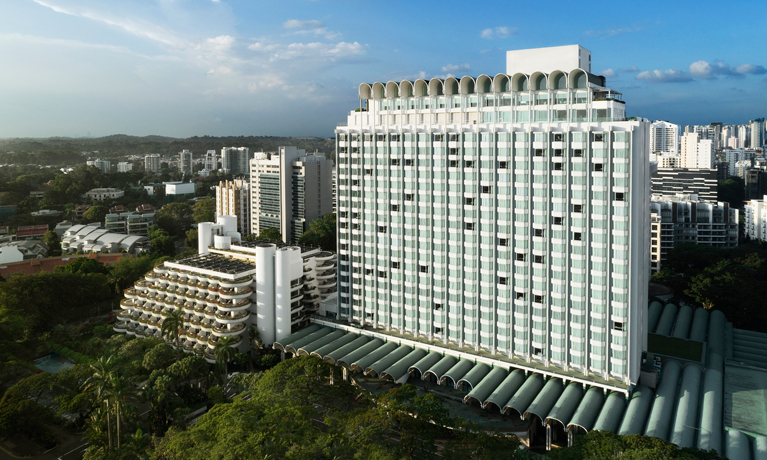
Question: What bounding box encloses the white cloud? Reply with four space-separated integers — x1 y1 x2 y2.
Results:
480 26 516 39
636 68 693 83
441 63 470 73
283 19 325 29
618 65 640 73
601 68 617 77
583 26 642 38
638 60 766 83
250 41 366 62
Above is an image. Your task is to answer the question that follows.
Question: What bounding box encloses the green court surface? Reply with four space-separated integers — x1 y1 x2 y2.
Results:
724 363 767 436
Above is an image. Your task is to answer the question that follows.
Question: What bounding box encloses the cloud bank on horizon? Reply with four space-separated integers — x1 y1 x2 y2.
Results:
0 0 765 138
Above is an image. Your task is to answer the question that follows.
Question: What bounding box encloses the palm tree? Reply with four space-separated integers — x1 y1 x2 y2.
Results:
161 307 184 362
247 326 263 371
82 356 118 450
214 335 239 386
109 371 133 449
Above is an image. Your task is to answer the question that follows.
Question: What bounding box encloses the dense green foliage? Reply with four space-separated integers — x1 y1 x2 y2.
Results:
651 242 767 331
152 356 526 460
718 177 745 209
298 212 336 251
191 198 214 223
156 202 193 238
548 430 722 459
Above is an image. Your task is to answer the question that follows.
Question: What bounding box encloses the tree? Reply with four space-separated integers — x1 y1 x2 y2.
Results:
42 230 62 256
82 356 119 450
55 257 110 276
161 307 184 363
548 430 723 460
213 336 239 386
718 177 745 209
185 229 198 251
83 205 108 224
156 202 193 238
255 227 282 242
192 198 215 223
143 343 176 371
298 213 336 251
148 226 175 257
247 326 263 371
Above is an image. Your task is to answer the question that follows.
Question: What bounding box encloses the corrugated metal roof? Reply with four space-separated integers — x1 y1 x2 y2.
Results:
483 370 526 412
698 368 723 454
727 429 751 460
672 305 693 339
655 303 678 336
464 367 507 405
423 355 458 381
441 359 474 389
273 324 321 351
670 364 702 448
297 330 345 356
366 344 413 376
567 387 605 432
408 351 443 378
545 382 584 428
645 360 681 441
308 332 357 358
457 362 491 391
617 385 653 435
648 301 663 333
284 327 332 354
322 335 370 364
689 308 709 342
336 338 384 368
524 378 564 424
380 349 426 383
351 342 398 373
504 373 545 418
592 392 626 432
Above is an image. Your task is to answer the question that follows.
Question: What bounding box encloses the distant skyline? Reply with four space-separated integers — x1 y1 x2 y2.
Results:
1 0 765 138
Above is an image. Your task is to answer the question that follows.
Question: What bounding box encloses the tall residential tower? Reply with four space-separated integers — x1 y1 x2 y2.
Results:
332 45 650 387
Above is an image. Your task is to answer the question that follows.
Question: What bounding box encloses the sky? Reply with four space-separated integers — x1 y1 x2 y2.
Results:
1 0 765 139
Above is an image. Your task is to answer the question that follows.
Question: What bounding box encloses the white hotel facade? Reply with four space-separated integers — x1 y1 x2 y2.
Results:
331 45 650 387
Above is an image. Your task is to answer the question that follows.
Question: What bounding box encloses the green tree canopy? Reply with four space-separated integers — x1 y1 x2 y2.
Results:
192 198 215 223
148 226 175 257
297 213 336 251
55 257 110 276
156 202 193 238
82 205 108 224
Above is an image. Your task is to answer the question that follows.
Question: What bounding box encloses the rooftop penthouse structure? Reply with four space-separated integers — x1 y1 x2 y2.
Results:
332 44 650 390
115 215 337 361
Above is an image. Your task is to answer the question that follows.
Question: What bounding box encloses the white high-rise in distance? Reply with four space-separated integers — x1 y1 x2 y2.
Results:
331 45 650 388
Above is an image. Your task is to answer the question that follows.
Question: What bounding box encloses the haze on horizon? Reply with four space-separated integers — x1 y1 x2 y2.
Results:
1 0 765 139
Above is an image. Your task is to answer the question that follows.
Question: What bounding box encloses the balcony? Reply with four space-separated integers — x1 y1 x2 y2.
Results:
218 287 253 299
215 309 250 323
219 277 252 289
217 298 251 311
209 328 245 340
113 322 128 333
119 299 134 309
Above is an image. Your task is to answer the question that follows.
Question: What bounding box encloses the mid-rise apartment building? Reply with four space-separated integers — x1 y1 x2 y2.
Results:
145 154 161 173
222 147 251 176
215 179 250 236
105 212 156 237
332 45 650 387
88 159 111 174
649 194 738 273
117 162 133 173
650 121 679 155
82 187 125 202
745 195 767 242
680 133 713 169
751 118 764 150
724 148 757 177
249 147 333 243
179 149 193 175
651 168 718 201
114 215 337 360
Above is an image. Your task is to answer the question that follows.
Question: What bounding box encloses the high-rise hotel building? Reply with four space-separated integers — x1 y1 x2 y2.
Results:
332 45 650 387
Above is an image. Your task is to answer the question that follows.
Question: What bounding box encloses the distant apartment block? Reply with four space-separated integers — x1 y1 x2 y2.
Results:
651 168 718 202
650 120 679 155
88 158 111 174
221 147 251 176
117 162 133 172
751 118 764 150
82 187 125 202
724 149 757 177
650 194 738 273
145 154 161 173
249 147 333 243
114 216 337 359
179 150 193 175
61 224 150 254
105 212 156 237
215 179 250 236
745 195 767 242
680 132 713 169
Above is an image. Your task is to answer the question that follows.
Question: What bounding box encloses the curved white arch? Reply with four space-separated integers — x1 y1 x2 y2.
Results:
428 78 444 96
359 83 372 100
371 82 385 99
414 79 428 97
530 71 548 91
493 73 510 92
444 77 459 95
459 76 476 95
549 70 567 90
399 80 413 98
511 73 529 92
476 74 492 94
569 69 588 89
385 81 399 98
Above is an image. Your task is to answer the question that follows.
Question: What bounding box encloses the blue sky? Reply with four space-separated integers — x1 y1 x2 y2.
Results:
1 0 765 138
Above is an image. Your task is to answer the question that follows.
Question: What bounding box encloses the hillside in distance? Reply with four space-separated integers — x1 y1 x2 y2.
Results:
0 135 336 166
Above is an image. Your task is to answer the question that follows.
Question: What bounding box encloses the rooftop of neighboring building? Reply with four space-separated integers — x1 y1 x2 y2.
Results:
16 224 49 237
